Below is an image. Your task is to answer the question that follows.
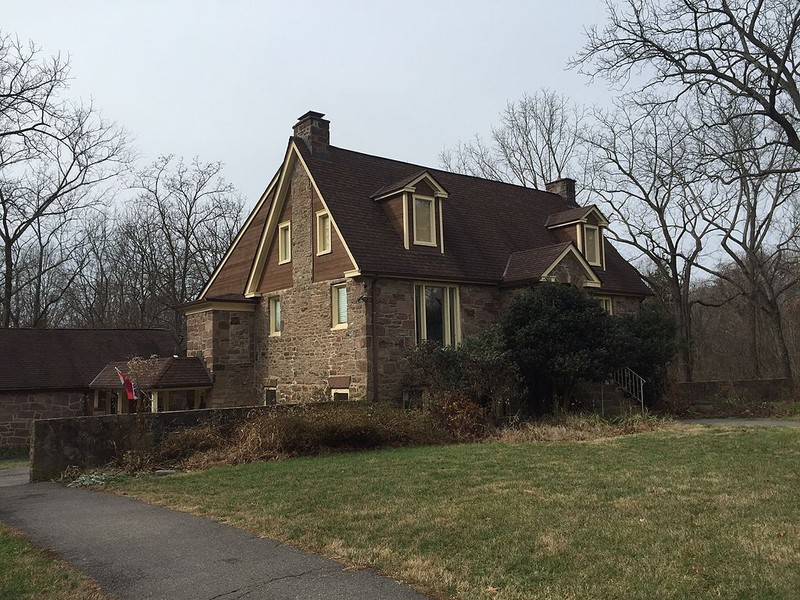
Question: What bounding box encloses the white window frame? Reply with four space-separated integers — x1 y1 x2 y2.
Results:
412 195 437 246
316 210 331 256
269 296 282 336
598 296 613 315
584 224 602 267
414 283 461 346
331 283 348 330
330 388 350 401
263 386 277 405
278 221 291 264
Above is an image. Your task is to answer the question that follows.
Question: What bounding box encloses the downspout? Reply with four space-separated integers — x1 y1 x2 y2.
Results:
370 276 379 402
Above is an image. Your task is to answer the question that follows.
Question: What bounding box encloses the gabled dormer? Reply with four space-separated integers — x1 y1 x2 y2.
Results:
546 205 609 270
372 170 448 253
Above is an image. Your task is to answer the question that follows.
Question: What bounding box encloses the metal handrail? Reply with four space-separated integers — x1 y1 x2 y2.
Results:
612 367 645 412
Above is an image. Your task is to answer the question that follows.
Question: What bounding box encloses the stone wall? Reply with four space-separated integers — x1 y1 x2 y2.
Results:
253 161 368 403
370 279 502 402
186 309 257 407
0 391 86 449
612 295 643 315
675 378 793 407
29 404 288 481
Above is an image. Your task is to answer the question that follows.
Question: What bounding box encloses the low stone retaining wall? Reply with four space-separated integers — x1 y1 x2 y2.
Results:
30 404 277 482
673 378 794 413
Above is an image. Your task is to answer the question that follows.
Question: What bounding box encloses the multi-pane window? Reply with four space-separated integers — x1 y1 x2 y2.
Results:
414 284 460 346
278 221 291 264
598 297 613 315
332 284 347 329
316 211 331 255
413 196 436 245
269 296 281 335
584 224 600 266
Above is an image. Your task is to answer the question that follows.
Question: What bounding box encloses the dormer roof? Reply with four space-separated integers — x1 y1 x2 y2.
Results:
503 243 601 287
371 169 449 200
546 205 609 228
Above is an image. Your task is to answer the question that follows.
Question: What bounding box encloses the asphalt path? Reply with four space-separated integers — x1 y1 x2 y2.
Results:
0 476 430 600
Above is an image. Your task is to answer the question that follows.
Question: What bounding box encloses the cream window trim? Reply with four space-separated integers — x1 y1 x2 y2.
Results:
414 283 461 346
331 283 348 330
269 296 282 336
584 224 602 267
331 388 350 401
278 221 291 264
412 195 437 246
402 192 410 249
316 210 332 256
598 296 613 315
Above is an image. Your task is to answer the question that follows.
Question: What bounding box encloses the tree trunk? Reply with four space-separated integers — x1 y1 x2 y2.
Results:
763 304 793 381
2 243 13 328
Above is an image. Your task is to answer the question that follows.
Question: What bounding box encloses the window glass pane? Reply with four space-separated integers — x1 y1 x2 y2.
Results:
425 286 444 345
336 285 347 325
279 224 291 262
272 298 281 332
585 226 598 263
318 214 330 253
414 198 433 243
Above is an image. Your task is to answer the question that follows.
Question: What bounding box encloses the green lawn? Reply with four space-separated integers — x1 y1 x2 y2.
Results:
0 525 111 599
110 426 800 600
0 459 28 470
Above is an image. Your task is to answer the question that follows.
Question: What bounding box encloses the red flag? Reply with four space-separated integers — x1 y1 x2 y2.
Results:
114 367 136 401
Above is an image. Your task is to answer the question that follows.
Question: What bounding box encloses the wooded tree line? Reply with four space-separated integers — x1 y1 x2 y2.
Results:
0 34 243 342
442 0 800 383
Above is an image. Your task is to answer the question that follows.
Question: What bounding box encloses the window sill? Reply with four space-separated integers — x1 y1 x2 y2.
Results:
412 240 437 247
269 332 281 337
278 259 291 265
316 249 332 256
331 324 348 331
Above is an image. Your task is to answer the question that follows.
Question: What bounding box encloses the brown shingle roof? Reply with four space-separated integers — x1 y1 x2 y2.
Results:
295 140 650 295
503 243 572 284
198 137 650 299
0 329 179 392
546 206 595 227
89 357 211 390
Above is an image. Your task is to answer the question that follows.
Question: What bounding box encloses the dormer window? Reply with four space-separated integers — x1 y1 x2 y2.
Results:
413 196 436 246
584 224 601 266
316 211 331 255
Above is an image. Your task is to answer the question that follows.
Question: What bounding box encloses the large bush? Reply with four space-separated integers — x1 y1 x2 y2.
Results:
501 284 616 414
404 327 521 416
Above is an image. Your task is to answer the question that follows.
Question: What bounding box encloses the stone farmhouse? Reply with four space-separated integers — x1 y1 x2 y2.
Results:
183 111 650 407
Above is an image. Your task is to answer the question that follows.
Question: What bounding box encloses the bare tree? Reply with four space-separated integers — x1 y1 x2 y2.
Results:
573 0 800 161
440 90 588 190
0 34 128 327
695 111 800 379
584 102 717 381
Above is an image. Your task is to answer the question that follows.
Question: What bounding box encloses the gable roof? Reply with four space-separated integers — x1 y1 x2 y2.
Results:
89 357 211 390
0 329 179 392
294 140 650 295
198 136 650 299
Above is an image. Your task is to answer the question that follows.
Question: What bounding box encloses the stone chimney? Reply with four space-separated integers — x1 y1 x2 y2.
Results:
545 178 576 205
293 111 330 156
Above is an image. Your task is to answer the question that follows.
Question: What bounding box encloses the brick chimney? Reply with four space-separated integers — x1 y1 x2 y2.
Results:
293 111 330 156
545 178 576 205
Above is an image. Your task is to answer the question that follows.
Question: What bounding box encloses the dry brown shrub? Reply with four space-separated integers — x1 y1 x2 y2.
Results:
491 413 673 444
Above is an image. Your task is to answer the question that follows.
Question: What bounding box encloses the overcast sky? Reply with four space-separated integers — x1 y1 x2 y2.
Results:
4 0 614 208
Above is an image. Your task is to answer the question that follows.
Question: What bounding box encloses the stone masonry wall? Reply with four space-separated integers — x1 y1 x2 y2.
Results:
612 295 642 315
371 279 502 402
254 162 368 403
0 391 86 449
186 310 257 407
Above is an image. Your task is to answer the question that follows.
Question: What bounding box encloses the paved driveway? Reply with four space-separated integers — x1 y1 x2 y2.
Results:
0 476 430 600
680 418 800 428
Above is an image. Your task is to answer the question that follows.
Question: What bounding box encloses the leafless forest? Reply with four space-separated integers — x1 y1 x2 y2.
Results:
3 1 800 382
